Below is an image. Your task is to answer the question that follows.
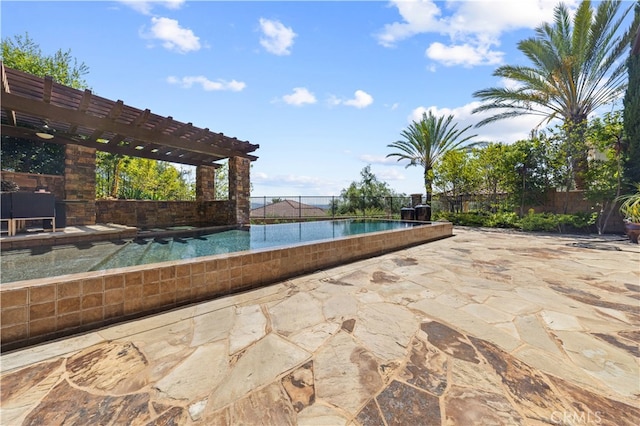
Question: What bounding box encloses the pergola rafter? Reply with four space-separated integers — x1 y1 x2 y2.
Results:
1 62 259 167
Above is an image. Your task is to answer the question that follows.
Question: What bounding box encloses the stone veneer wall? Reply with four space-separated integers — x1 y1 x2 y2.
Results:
196 165 216 202
64 144 96 226
0 222 452 350
229 157 251 225
95 200 235 228
0 172 64 199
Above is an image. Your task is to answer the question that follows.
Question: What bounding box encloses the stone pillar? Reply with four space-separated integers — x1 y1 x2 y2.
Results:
64 144 96 226
411 193 423 207
196 165 216 202
228 156 251 225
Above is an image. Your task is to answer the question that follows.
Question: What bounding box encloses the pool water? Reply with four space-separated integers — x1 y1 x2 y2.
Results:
1 220 419 283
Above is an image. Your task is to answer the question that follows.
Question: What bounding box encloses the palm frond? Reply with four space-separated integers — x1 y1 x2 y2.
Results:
472 0 635 130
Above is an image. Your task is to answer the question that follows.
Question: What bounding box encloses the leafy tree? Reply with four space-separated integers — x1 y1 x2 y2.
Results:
470 143 513 212
623 2 640 187
1 32 90 175
117 158 193 200
0 140 65 175
335 165 404 215
215 161 229 200
1 32 89 88
584 111 625 233
502 136 559 214
433 149 479 213
386 111 477 219
473 0 638 189
96 151 127 198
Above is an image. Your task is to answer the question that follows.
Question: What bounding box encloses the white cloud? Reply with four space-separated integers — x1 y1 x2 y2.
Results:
252 172 342 195
409 101 550 144
344 90 374 109
167 75 246 92
144 17 201 53
377 0 578 67
359 154 398 165
259 18 297 55
330 90 374 109
119 0 185 15
282 87 317 106
426 42 503 67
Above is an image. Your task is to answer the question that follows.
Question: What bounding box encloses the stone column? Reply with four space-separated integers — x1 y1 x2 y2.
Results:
228 156 251 225
196 165 216 202
64 144 96 226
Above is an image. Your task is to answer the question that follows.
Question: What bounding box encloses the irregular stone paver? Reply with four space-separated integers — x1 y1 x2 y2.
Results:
269 291 325 336
1 228 638 425
352 302 418 361
297 404 349 426
376 380 441 425
314 331 383 415
205 333 310 412
155 341 228 400
444 385 523 425
228 304 267 354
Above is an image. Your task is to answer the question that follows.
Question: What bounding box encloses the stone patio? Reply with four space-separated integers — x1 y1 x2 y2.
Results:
1 227 639 425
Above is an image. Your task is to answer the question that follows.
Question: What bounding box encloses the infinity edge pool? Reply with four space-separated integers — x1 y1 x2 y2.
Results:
1 221 453 351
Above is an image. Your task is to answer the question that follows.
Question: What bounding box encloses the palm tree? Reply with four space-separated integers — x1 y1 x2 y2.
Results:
387 111 477 220
472 0 638 189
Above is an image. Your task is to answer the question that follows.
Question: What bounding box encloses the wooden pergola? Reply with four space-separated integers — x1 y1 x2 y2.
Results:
1 62 259 167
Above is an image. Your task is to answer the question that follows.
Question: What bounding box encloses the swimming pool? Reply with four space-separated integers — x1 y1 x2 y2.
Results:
1 219 418 283
1 220 452 349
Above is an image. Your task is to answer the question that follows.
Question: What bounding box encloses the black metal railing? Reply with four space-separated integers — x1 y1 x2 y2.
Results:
249 195 425 221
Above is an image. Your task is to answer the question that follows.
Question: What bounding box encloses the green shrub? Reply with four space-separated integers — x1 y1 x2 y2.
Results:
434 211 488 227
435 209 595 233
485 211 520 228
519 212 558 232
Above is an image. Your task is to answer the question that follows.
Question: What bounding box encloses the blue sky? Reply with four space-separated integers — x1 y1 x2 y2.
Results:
2 0 630 196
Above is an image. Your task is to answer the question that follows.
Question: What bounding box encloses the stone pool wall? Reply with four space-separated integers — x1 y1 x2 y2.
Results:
95 200 236 228
0 222 452 351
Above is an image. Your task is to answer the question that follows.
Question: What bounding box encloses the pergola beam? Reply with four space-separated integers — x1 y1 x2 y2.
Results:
0 62 259 167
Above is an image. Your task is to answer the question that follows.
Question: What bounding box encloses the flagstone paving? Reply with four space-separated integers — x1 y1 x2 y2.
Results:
1 227 639 425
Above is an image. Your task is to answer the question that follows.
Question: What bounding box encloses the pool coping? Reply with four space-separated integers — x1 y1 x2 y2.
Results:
1 221 453 351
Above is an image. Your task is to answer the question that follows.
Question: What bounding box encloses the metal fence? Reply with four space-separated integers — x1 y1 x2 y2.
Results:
249 195 424 221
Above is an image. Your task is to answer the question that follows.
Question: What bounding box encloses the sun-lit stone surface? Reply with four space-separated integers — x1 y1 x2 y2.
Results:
287 322 340 353
22 380 156 425
297 404 349 426
321 291 358 322
352 302 418 361
205 333 310 412
269 291 325 336
540 309 585 331
2 228 638 425
375 380 441 425
314 331 383 414
399 336 448 395
66 342 149 394
228 304 267 354
155 341 228 400
282 361 315 412
0 358 64 425
444 385 523 425
554 329 640 397
229 382 297 426
0 332 103 372
514 314 564 356
190 306 235 347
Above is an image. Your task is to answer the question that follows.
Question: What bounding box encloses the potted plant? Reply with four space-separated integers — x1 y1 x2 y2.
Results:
617 183 640 243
